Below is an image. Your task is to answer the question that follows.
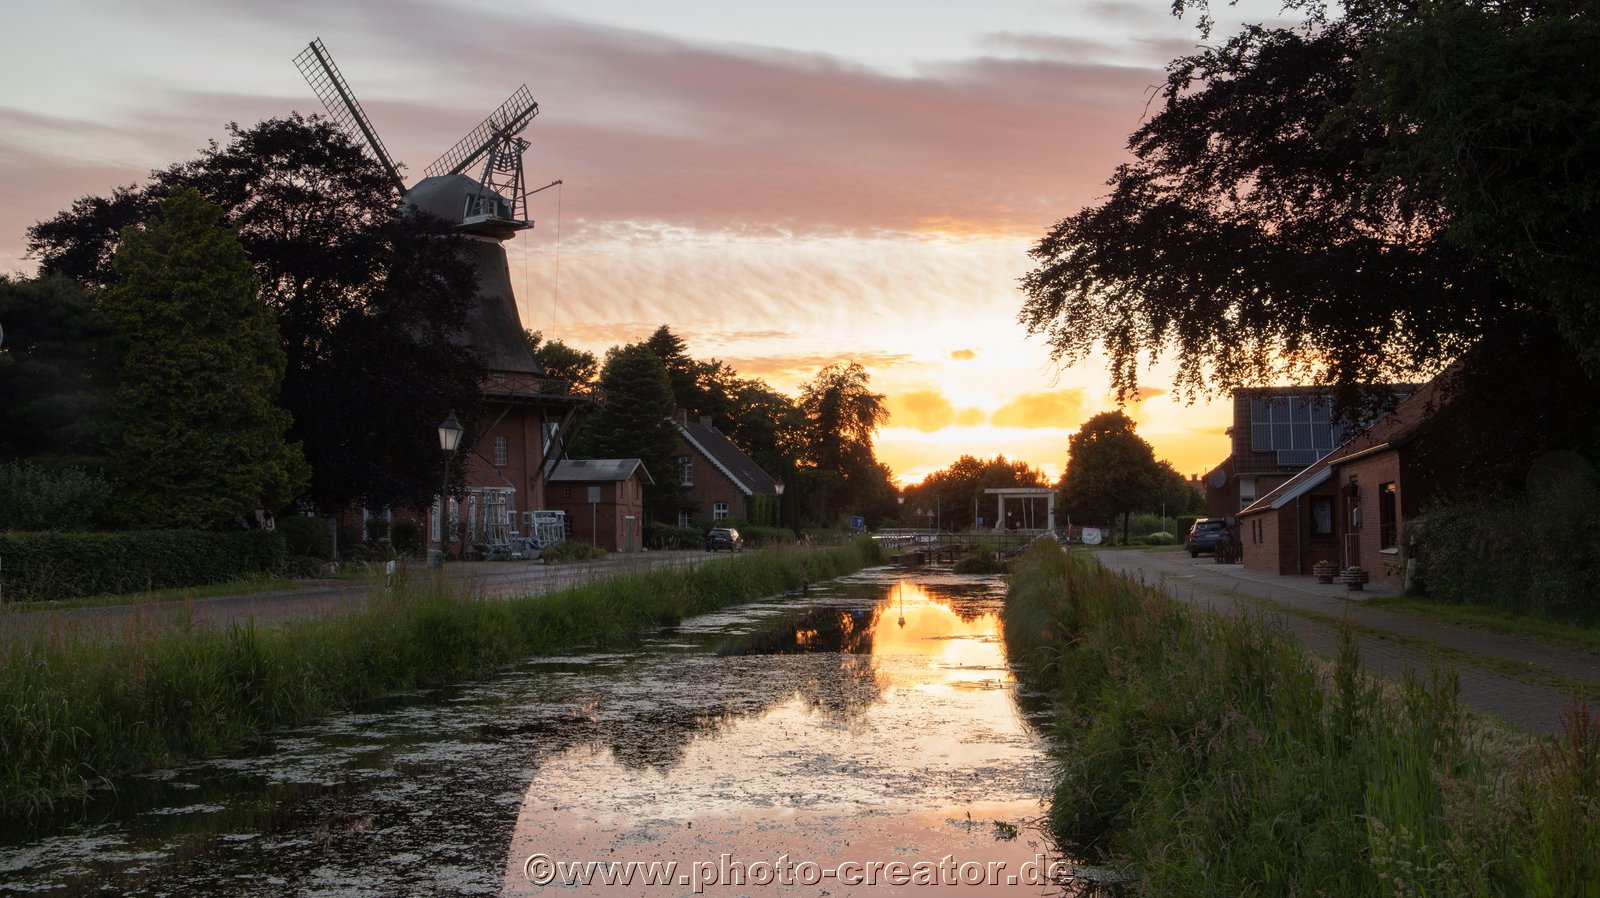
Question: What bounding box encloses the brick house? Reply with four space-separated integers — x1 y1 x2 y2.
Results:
544 459 652 552
1202 387 1365 519
668 412 784 527
1237 376 1452 590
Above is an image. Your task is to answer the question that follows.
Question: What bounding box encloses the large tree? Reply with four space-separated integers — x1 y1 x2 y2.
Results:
0 275 118 468
103 189 306 529
572 342 684 519
27 116 483 513
527 330 599 388
1017 3 1530 415
1058 412 1164 540
796 362 895 526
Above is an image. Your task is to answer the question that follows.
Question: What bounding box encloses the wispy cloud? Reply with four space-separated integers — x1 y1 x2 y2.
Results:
989 389 1087 428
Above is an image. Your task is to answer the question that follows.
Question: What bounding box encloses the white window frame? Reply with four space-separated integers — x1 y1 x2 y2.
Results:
493 435 508 467
679 455 694 486
677 510 692 527
713 502 729 520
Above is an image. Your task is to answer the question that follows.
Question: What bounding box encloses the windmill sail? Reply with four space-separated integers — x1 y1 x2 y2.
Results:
424 86 540 229
294 38 407 195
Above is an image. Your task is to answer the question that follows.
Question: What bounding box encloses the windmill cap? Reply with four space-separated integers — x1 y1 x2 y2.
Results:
403 174 522 236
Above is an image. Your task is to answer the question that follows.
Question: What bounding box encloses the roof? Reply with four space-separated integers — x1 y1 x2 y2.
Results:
548 458 654 485
671 415 781 496
401 175 543 377
1239 374 1451 517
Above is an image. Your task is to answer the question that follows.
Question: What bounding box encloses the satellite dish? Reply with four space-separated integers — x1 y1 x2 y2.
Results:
1206 469 1228 489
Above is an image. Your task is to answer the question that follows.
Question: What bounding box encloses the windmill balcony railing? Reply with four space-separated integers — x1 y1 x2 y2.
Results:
481 372 602 404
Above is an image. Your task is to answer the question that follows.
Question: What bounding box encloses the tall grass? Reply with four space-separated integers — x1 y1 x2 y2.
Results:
0 541 880 821
1004 541 1600 896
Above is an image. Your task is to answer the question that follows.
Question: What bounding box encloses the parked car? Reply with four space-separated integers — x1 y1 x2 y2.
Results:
705 527 744 552
1186 518 1234 557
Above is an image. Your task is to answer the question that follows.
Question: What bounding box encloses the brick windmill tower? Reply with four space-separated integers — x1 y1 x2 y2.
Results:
294 39 588 554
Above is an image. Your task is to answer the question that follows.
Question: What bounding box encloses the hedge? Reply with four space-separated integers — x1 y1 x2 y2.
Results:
0 530 286 602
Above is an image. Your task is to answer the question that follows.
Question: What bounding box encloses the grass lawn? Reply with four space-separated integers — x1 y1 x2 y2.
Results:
1364 594 1600 657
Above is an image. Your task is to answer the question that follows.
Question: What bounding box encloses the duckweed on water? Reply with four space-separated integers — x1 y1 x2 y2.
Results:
0 541 880 821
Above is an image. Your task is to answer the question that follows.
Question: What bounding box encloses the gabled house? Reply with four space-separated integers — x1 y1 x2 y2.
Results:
668 412 784 527
1237 376 1454 590
544 458 652 552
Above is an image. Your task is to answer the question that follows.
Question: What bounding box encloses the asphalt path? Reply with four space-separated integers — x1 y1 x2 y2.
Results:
1091 549 1600 733
0 550 717 644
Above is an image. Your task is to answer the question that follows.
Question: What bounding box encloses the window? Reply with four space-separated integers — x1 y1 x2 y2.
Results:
713 502 729 520
679 456 693 486
493 435 508 467
1310 497 1335 537
677 510 692 527
1379 482 1398 549
562 484 572 499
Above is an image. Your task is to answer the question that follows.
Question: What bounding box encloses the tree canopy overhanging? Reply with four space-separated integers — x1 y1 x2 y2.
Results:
1019 0 1600 413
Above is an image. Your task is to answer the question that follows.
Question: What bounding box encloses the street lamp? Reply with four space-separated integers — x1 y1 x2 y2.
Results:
436 411 464 564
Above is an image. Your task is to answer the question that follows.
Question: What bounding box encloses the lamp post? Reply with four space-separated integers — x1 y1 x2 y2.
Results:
436 411 464 565
774 482 785 528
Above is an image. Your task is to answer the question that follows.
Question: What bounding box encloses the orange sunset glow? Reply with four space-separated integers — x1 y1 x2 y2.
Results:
0 0 1275 484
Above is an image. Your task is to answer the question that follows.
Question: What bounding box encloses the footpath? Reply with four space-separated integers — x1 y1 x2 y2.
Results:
0 550 713 644
1091 549 1600 734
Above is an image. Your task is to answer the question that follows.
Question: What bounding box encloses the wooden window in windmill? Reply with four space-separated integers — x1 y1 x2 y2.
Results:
493 436 508 467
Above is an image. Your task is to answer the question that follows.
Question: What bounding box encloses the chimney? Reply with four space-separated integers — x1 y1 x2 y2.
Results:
699 415 713 429
676 409 688 426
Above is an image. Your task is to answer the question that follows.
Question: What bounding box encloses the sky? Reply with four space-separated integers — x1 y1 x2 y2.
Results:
0 0 1295 484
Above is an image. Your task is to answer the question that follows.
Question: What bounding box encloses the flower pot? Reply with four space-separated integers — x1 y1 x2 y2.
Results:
1313 561 1337 584
1341 568 1369 591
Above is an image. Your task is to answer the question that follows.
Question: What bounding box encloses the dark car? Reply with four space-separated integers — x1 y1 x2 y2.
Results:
705 527 744 552
1186 518 1233 557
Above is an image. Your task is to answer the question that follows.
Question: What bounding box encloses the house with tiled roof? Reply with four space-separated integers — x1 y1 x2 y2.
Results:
668 412 784 527
544 458 653 552
1237 375 1455 590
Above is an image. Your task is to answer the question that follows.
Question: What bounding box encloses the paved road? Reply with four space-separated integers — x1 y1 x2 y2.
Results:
1091 549 1600 734
0 550 717 644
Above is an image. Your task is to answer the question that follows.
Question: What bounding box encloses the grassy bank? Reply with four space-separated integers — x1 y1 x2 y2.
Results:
0 541 879 821
1004 542 1600 896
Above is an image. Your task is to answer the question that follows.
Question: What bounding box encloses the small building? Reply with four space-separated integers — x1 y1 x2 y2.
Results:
1237 376 1451 590
668 412 784 527
544 459 653 552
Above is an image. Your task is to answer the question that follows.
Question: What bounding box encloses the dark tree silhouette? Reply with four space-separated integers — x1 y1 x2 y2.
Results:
27 116 483 513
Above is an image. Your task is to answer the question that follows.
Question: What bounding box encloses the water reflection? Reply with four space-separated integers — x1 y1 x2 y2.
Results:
500 576 1049 896
0 569 1057 897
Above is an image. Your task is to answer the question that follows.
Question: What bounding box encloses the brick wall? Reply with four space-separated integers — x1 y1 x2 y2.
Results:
1342 452 1404 589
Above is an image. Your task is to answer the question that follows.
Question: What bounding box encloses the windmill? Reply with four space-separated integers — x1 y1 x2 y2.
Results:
294 37 583 537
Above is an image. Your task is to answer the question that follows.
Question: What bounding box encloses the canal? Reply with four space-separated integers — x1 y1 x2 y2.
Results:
1 566 1064 896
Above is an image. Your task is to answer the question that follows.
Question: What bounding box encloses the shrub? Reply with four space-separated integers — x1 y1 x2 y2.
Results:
740 525 795 546
1413 490 1600 620
275 515 332 559
363 517 390 542
541 540 605 564
0 530 287 602
390 521 422 555
0 463 114 532
648 523 702 550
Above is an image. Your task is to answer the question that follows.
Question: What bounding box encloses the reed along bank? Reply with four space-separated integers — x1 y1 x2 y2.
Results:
1002 541 1599 896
